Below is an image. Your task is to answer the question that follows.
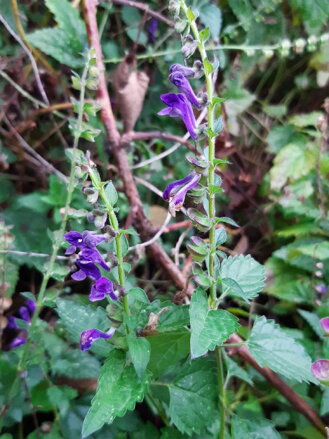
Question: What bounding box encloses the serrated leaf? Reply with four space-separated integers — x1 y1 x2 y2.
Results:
147 331 190 378
248 316 316 383
224 353 253 386
190 288 239 358
231 415 281 439
82 350 150 437
45 0 86 38
220 255 265 301
298 309 323 337
168 357 217 435
127 335 151 380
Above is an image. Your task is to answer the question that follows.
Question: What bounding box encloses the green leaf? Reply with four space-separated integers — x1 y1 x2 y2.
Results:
104 181 118 206
27 28 84 68
215 226 227 245
199 4 222 39
82 350 150 437
216 216 239 227
127 335 151 380
224 353 253 385
147 331 190 378
320 388 329 416
266 124 297 154
203 59 213 75
298 309 323 337
220 255 265 301
56 298 112 357
168 357 217 435
270 142 318 190
157 306 190 332
227 0 253 31
290 0 329 33
247 316 316 383
121 6 147 45
190 288 239 358
231 415 281 439
45 0 86 38
199 28 210 42
186 7 196 22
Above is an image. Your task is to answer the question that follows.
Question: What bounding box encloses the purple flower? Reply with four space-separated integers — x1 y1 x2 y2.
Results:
18 306 30 323
89 277 118 302
169 64 195 78
7 316 18 329
79 247 110 271
9 336 27 349
158 93 198 139
163 172 201 212
80 327 116 351
71 260 101 281
321 317 329 335
315 285 328 294
26 299 36 315
169 71 201 108
147 18 158 43
64 231 107 255
311 359 329 384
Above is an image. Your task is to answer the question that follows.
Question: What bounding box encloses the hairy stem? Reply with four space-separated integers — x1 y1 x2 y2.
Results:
181 3 224 437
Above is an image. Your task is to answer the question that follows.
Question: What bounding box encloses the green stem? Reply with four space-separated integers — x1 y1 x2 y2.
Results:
181 3 225 438
1 59 90 426
216 347 226 439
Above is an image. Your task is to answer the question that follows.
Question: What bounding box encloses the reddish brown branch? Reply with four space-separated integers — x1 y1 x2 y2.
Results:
228 333 326 435
110 0 174 27
83 0 192 296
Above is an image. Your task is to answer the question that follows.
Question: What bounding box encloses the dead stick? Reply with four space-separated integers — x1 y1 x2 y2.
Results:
110 0 174 27
228 333 326 435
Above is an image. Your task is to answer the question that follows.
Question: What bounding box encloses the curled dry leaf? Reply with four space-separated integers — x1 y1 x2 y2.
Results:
112 55 149 133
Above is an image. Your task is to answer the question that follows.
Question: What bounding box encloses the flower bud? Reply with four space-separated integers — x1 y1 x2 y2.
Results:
320 317 329 336
311 359 329 385
294 38 306 54
168 0 180 17
175 19 187 34
182 36 198 58
187 208 212 232
315 270 323 278
88 65 99 78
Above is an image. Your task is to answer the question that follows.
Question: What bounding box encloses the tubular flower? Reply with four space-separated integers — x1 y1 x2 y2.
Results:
163 172 201 214
320 317 329 335
7 299 36 349
64 230 107 255
80 327 116 351
89 277 118 302
169 63 195 78
169 71 201 108
158 93 198 139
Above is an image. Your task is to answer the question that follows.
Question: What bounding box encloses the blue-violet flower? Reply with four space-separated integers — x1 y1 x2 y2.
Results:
169 71 201 108
163 172 201 213
89 277 118 302
169 63 195 78
80 327 116 351
158 93 198 139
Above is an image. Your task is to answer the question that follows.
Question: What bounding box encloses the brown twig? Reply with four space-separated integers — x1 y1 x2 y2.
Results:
83 0 192 296
228 333 326 435
110 0 174 27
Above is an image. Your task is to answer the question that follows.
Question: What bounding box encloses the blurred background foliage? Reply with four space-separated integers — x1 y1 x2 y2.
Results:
0 0 329 437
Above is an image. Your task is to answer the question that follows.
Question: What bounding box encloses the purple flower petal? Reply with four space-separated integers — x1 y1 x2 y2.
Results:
169 72 201 108
80 328 115 351
10 336 27 349
65 245 77 255
82 231 107 248
159 93 198 139
163 173 195 201
18 306 30 323
71 269 87 281
321 317 329 334
147 17 158 43
79 248 110 271
315 285 328 294
170 173 201 210
89 277 115 302
64 231 83 246
7 316 18 329
26 299 36 315
311 359 329 383
76 261 101 281
169 64 195 78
